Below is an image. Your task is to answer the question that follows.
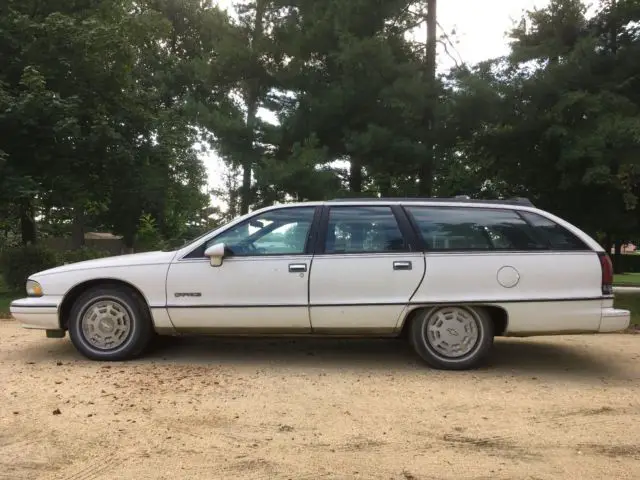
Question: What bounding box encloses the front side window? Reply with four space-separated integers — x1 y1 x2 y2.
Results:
406 206 548 251
190 207 316 257
324 206 408 254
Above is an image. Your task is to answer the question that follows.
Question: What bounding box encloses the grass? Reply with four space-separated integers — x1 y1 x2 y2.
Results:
613 293 640 327
613 273 640 286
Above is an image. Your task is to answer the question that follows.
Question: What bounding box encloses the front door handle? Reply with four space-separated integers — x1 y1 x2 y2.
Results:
288 263 307 273
393 261 412 271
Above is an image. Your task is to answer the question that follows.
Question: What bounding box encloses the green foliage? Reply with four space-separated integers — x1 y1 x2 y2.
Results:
135 213 167 252
0 0 223 248
439 0 640 245
266 0 432 198
2 0 640 253
0 245 60 291
60 247 112 264
613 254 640 273
0 245 111 308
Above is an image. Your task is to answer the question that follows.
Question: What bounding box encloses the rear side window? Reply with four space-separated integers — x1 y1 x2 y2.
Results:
519 211 589 250
324 206 408 254
406 206 548 251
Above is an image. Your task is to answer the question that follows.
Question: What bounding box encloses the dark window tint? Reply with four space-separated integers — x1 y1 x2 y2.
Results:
520 211 589 250
406 207 548 251
324 207 408 254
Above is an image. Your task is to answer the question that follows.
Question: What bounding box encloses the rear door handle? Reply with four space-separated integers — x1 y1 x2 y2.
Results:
393 261 412 271
288 263 307 273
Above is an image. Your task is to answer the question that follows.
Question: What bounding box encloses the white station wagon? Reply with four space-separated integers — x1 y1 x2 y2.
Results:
11 197 630 370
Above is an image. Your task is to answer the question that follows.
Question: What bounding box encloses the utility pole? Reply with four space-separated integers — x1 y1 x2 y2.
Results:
419 0 437 196
240 0 267 215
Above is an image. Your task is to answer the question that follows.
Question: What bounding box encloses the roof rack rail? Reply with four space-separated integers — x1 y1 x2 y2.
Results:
327 196 536 207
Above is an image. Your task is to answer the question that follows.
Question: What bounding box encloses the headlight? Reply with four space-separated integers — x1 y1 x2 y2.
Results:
26 280 43 297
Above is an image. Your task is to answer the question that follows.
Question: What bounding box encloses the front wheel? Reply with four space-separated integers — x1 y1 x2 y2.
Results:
67 285 153 361
409 306 494 370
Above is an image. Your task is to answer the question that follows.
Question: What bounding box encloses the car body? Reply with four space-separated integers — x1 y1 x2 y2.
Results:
10 197 630 369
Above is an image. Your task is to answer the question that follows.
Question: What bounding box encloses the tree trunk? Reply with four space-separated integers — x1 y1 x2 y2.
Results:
239 0 267 215
379 176 392 197
240 89 258 213
19 200 36 245
349 159 363 194
225 167 241 219
71 207 86 249
610 0 618 55
123 231 135 254
613 239 624 274
418 0 437 197
604 232 613 256
240 152 253 215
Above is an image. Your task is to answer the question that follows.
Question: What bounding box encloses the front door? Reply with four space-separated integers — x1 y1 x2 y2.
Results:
165 206 319 333
309 205 426 333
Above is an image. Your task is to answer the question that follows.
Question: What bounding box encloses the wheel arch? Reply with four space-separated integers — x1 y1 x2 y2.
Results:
399 304 509 337
59 278 151 329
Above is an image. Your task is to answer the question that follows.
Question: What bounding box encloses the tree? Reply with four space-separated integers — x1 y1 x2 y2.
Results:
0 0 234 249
260 0 435 200
449 0 640 270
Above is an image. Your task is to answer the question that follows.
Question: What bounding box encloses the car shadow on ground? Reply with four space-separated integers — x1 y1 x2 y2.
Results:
9 333 631 381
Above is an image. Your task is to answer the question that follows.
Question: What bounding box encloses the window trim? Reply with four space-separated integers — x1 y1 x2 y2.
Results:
314 204 418 255
514 210 554 249
181 205 323 260
402 205 563 253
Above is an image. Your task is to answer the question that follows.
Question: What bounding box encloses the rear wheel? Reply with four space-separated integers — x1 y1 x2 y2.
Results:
67 285 153 361
409 305 494 370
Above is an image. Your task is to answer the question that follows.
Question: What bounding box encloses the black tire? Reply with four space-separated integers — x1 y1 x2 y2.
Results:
409 305 494 370
67 285 153 361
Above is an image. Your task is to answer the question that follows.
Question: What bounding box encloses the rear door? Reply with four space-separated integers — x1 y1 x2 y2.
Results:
309 204 425 333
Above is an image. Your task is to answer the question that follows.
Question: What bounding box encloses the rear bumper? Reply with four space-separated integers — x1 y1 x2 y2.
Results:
10 296 62 330
600 308 631 332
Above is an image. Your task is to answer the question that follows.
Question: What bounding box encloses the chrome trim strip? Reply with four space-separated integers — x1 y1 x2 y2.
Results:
154 296 610 309
10 302 58 309
176 254 315 263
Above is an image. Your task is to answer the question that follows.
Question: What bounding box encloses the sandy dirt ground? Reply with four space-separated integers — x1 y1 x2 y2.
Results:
1 319 639 480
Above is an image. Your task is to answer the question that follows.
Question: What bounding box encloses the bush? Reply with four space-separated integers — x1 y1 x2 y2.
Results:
61 246 112 264
0 244 60 291
135 213 167 252
614 254 640 273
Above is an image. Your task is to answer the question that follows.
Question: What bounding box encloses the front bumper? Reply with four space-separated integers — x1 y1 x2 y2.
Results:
600 308 631 332
10 296 63 330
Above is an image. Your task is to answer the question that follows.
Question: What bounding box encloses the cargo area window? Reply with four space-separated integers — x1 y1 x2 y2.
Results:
406 206 549 251
519 211 589 250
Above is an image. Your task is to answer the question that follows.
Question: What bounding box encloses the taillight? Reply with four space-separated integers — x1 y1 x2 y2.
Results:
598 252 613 295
